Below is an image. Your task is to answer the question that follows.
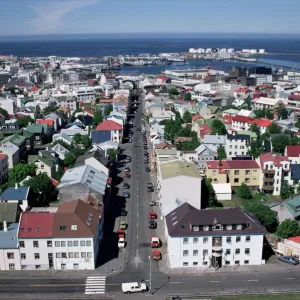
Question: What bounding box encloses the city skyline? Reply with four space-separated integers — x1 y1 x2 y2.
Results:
1 0 300 36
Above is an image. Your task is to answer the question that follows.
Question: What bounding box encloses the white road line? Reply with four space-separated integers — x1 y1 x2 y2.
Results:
85 276 106 295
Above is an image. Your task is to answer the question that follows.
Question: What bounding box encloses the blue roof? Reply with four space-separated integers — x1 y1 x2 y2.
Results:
151 104 163 108
291 164 300 181
0 223 19 249
1 187 29 200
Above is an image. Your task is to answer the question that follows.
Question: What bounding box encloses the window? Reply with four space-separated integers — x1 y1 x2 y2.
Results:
36 226 40 232
213 224 223 230
226 249 231 255
41 164 44 169
21 265 27 270
74 252 79 258
68 252 74 258
203 237 208 244
183 262 188 266
193 262 198 266
68 241 73 247
61 264 66 269
244 260 249 265
245 178 250 183
235 249 240 255
225 261 230 265
47 241 52 247
193 250 198 256
87 252 92 258
35 265 41 270
246 236 251 242
192 225 199 232
80 241 86 247
33 241 39 248
226 237 232 243
183 250 189 257
55 241 60 247
203 226 209 231
202 261 208 266
212 170 217 176
71 225 77 231
9 263 15 270
245 170 250 175
21 253 26 260
226 225 232 230
28 228 32 232
73 264 79 269
193 238 199 244
234 170 239 175
86 240 92 246
61 241 66 247
56 253 61 258
236 236 241 242
7 253 14 259
245 248 250 255
235 261 240 265
81 252 86 258
203 250 208 256
73 241 79 247
234 178 239 183
183 238 189 244
60 225 66 231
236 225 242 230
34 253 40 260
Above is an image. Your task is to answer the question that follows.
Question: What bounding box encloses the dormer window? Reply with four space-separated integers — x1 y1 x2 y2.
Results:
212 224 223 230
236 224 242 230
192 225 199 232
226 225 232 230
203 226 209 231
296 206 300 211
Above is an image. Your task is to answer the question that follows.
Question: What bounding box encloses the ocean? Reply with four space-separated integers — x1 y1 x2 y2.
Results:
2 33 300 74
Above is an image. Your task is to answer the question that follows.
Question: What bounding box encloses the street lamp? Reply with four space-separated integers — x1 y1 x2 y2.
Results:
148 256 152 294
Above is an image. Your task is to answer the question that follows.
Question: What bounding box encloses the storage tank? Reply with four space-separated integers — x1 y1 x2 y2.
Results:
206 48 212 53
249 49 257 54
189 48 196 53
259 49 265 54
227 48 234 53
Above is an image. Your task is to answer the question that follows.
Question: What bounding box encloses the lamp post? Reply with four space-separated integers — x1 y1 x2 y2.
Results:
148 256 152 294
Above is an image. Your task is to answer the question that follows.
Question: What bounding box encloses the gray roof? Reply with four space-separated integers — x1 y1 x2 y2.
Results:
203 135 226 145
0 203 19 222
291 164 300 181
1 187 30 201
75 150 108 167
0 223 19 249
166 203 265 237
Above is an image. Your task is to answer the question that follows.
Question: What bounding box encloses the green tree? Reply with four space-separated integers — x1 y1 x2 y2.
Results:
43 106 59 116
280 182 294 199
80 135 92 149
265 109 273 120
217 145 226 160
168 88 179 96
243 202 278 232
176 128 192 137
248 138 264 158
164 120 182 142
107 148 118 162
104 104 113 116
271 135 290 154
211 119 227 135
249 123 260 137
55 165 65 182
184 92 192 101
73 133 82 144
64 152 76 167
0 107 8 119
182 111 192 123
8 163 36 186
94 109 103 125
253 109 265 118
237 183 252 199
277 108 288 120
201 179 219 208
268 123 282 134
295 120 300 128
17 116 35 128
277 219 300 239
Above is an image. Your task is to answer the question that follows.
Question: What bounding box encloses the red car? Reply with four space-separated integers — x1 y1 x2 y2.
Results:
117 230 125 239
149 212 157 219
152 250 162 260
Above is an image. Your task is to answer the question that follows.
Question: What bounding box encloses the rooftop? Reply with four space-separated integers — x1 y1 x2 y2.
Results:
259 153 289 168
1 187 30 201
96 120 122 131
0 223 19 249
286 145 300 157
160 161 201 179
206 160 260 169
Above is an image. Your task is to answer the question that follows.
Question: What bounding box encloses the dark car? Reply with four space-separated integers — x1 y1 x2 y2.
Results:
126 156 131 163
123 192 130 198
123 183 130 189
278 256 299 265
124 167 130 172
120 208 127 216
149 220 157 229
144 146 148 150
146 167 151 172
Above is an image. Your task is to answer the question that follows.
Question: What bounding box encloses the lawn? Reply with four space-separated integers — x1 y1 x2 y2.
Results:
214 295 300 300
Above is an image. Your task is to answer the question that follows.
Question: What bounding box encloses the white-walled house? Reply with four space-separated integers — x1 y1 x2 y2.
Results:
226 133 250 159
165 204 265 268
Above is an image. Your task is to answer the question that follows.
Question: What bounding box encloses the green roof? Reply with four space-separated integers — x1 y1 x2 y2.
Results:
0 203 19 222
28 152 55 167
25 124 48 134
2 134 26 147
237 130 257 139
160 161 201 179
208 106 221 114
284 196 300 218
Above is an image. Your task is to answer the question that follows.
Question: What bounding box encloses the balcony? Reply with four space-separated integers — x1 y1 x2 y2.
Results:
263 177 274 183
264 169 275 174
263 185 274 191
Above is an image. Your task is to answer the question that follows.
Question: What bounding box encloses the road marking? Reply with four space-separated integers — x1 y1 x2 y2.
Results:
85 276 106 295
209 280 220 283
248 280 258 282
169 282 181 284
286 278 296 280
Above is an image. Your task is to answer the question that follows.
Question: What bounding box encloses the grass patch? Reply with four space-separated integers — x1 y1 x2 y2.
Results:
214 295 300 300
219 199 242 207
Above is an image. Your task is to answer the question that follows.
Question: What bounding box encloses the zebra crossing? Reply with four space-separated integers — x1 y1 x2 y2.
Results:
85 275 106 295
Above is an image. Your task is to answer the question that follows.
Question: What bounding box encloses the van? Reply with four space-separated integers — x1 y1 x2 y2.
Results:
121 282 147 294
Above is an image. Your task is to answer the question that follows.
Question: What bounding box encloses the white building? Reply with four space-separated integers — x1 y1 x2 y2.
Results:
74 87 96 102
165 204 265 268
225 133 250 159
0 98 16 115
251 97 280 110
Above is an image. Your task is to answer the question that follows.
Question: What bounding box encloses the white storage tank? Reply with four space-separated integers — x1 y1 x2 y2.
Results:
197 48 205 53
249 49 257 54
227 48 234 53
259 49 265 54
189 48 196 53
206 48 212 53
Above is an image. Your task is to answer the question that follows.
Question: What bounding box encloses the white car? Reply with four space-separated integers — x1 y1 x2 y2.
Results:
118 238 126 248
121 282 147 294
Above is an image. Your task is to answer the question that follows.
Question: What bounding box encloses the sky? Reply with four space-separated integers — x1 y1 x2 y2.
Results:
1 0 300 36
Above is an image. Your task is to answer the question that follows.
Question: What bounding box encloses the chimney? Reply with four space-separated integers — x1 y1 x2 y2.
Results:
3 220 7 232
15 183 18 189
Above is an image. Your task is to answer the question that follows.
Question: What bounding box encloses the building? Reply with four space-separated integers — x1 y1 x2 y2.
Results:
157 161 202 216
231 116 272 134
226 133 250 159
18 212 55 270
91 120 123 144
0 154 9 184
165 204 265 268
285 145 300 164
257 153 290 196
251 97 280 110
206 160 260 189
0 187 30 211
52 200 102 270
74 87 96 102
1 134 27 162
195 144 216 170
202 135 226 153
0 141 20 169
28 153 57 179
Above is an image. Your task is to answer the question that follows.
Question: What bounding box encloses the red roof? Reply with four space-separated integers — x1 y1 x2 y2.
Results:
286 145 300 157
51 178 59 187
31 86 39 92
235 88 249 93
0 154 8 161
259 153 289 167
96 120 122 131
192 114 203 121
199 123 211 139
18 212 55 238
232 115 272 127
36 119 54 127
288 94 300 100
222 115 233 124
86 109 95 116
207 160 259 170
288 236 300 244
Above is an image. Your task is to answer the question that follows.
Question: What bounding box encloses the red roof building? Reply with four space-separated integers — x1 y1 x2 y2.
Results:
235 88 250 93
206 160 260 170
285 145 300 158
18 212 55 238
36 119 54 127
96 120 122 131
0 153 8 161
192 114 203 122
232 115 272 130
288 236 300 244
259 153 290 168
199 123 211 139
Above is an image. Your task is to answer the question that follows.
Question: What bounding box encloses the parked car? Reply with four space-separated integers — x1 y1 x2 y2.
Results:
152 250 162 261
120 221 127 230
123 183 130 189
121 282 147 294
123 191 130 198
149 220 157 229
126 156 131 163
150 236 161 248
149 200 156 206
144 146 148 150
149 212 157 219
120 209 127 217
118 238 126 248
124 167 131 172
146 167 151 172
278 256 299 265
117 230 125 239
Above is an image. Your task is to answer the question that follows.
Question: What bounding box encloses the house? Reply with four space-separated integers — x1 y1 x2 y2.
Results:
271 196 300 225
91 120 123 144
0 223 21 270
94 140 118 155
199 123 212 140
75 150 109 170
257 153 290 196
1 119 20 130
57 165 108 205
290 164 300 186
1 134 27 162
157 161 202 216
45 112 65 131
226 133 250 159
18 212 55 270
212 183 232 201
52 199 103 270
206 160 260 190
251 97 280 110
0 154 9 184
51 143 69 160
202 134 226 153
25 124 48 147
106 113 124 127
52 133 73 146
285 145 300 164
165 204 265 268
276 236 300 257
231 116 272 134
0 187 30 211
60 125 89 137
180 151 198 163
195 144 216 170
28 152 57 178
0 141 20 169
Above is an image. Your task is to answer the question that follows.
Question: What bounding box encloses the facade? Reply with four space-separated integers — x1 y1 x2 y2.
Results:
195 144 216 170
231 116 272 134
28 153 56 179
226 133 250 159
74 87 96 102
0 141 20 169
166 204 265 268
0 154 9 184
92 120 123 144
251 97 280 110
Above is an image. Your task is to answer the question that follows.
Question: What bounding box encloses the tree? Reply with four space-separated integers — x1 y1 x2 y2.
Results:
184 92 192 101
104 104 113 116
271 135 290 154
107 148 118 163
249 123 260 137
0 107 8 119
202 179 219 208
168 88 179 96
295 120 300 128
280 182 294 199
176 128 192 137
17 116 34 128
64 152 76 167
277 108 288 120
265 109 273 120
8 163 36 186
43 106 59 116
73 133 82 144
182 111 192 123
80 135 92 149
268 123 282 134
277 220 300 239
243 202 278 233
94 109 103 125
237 183 252 199
211 119 227 135
55 165 65 182
248 138 264 158
217 145 226 160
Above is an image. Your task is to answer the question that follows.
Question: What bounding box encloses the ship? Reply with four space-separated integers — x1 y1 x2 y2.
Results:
122 60 148 66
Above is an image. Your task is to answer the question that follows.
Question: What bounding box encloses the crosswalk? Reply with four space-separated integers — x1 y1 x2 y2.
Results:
85 275 106 295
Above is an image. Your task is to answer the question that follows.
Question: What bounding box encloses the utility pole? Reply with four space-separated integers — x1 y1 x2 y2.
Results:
148 256 152 294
